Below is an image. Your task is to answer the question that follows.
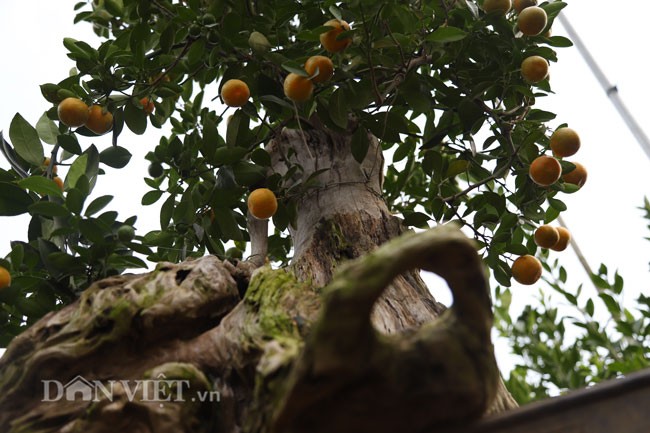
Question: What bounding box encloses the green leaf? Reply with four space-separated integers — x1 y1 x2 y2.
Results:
104 0 124 16
232 162 266 187
212 207 244 241
65 188 86 214
351 127 370 163
66 153 88 189
599 293 620 316
281 61 308 77
548 197 567 211
493 260 512 287
545 36 573 48
9 113 44 166
57 134 82 155
402 212 430 228
527 109 557 122
67 146 99 192
100 146 132 169
160 194 175 230
9 242 24 269
107 254 148 269
215 147 248 166
458 99 484 132
159 23 177 53
544 205 560 223
226 111 251 148
85 195 113 216
124 99 148 135
28 201 70 217
585 298 595 317
329 88 349 129
400 72 431 113
427 27 467 43
40 83 61 104
296 26 331 42
142 190 164 206
459 0 479 18
259 95 295 110
328 5 342 20
47 252 86 275
251 148 272 167
18 176 63 198
613 273 624 294
0 182 34 216
446 159 470 178
36 113 60 145
541 1 567 18
505 243 529 255
186 39 206 68
78 219 107 244
393 140 415 163
111 107 125 146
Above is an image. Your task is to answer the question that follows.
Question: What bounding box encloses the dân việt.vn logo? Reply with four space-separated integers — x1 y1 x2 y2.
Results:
42 374 220 404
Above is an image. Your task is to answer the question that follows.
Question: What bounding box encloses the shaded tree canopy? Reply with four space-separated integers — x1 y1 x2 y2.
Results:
0 0 575 343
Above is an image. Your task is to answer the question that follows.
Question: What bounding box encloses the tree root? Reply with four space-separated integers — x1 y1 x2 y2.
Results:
0 257 243 433
0 225 509 433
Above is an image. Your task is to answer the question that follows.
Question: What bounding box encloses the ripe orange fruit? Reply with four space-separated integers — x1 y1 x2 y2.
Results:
140 97 155 115
53 176 64 191
85 105 113 135
221 79 250 107
511 255 542 285
0 266 11 289
283 73 314 102
513 0 537 13
550 226 571 251
248 188 278 220
304 55 334 84
534 225 560 249
562 162 587 188
518 6 548 36
42 157 58 175
550 127 580 157
319 19 352 53
482 0 512 15
529 155 562 186
57 97 89 127
521 55 549 83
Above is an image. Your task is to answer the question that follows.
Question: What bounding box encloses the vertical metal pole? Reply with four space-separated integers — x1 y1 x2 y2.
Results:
558 13 650 161
558 214 595 280
555 13 650 289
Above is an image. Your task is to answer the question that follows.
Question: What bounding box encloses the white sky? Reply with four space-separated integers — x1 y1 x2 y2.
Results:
0 1 649 369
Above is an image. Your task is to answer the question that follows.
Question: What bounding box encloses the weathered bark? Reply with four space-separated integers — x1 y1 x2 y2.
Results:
268 128 446 331
0 126 517 433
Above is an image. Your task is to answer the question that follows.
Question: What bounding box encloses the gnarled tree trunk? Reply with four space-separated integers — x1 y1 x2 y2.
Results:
0 126 516 433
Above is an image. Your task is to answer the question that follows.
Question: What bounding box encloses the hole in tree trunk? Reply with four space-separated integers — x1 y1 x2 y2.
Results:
175 269 192 285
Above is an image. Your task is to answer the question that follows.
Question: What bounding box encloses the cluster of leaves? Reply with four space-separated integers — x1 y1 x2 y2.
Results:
494 202 650 404
0 0 574 342
0 118 148 344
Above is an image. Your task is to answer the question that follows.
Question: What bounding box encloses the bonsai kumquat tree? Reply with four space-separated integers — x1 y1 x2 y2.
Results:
0 1 619 432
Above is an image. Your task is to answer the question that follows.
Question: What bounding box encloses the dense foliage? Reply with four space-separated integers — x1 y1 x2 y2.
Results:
0 0 575 346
